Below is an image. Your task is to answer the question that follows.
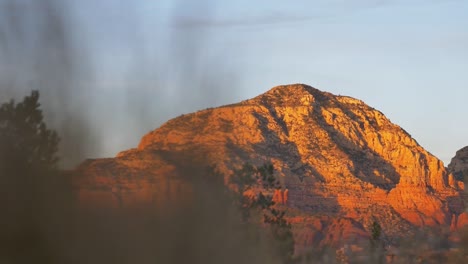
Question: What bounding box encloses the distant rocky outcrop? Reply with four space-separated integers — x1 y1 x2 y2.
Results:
447 146 468 231
448 146 468 181
74 84 465 249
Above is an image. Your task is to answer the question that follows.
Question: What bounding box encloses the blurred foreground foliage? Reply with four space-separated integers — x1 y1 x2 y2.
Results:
0 91 286 264
1 91 468 264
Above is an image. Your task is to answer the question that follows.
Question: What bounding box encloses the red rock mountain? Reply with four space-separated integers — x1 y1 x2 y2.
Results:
75 84 465 248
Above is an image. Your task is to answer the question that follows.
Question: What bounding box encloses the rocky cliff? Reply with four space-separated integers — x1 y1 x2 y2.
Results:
448 146 468 181
75 84 465 248
447 146 468 230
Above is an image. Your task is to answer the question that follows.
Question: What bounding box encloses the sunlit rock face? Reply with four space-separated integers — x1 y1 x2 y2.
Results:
75 84 464 247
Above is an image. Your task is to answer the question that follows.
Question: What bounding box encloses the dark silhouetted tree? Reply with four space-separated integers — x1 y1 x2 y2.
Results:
368 220 385 264
371 221 382 241
0 90 62 264
0 90 59 170
230 163 295 264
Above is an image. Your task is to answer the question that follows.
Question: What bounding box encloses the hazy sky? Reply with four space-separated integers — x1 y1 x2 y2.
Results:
1 0 467 166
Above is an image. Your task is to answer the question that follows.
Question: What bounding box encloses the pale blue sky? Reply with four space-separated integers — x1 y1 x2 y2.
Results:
1 0 467 165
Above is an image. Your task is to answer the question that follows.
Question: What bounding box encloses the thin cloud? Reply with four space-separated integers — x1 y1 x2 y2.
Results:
172 0 466 28
171 1 391 29
172 0 464 29
172 13 322 29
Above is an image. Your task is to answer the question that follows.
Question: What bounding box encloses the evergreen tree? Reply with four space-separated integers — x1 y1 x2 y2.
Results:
0 90 61 264
230 163 295 263
0 90 59 170
371 221 382 241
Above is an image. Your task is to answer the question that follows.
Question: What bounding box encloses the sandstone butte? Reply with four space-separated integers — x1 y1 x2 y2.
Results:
74 84 466 249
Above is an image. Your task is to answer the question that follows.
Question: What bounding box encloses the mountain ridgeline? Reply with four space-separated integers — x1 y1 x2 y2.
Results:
75 84 466 249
